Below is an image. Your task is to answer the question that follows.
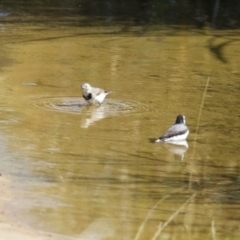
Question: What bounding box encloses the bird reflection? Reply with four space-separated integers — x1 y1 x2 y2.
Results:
81 104 116 128
77 217 117 240
163 140 189 161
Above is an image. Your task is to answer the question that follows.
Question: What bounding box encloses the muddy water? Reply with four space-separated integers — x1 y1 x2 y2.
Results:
1 17 240 239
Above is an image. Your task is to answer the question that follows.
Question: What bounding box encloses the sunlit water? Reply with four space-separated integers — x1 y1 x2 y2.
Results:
0 11 240 240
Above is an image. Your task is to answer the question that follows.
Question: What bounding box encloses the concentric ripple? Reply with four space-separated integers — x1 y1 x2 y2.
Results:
29 96 159 115
29 97 86 114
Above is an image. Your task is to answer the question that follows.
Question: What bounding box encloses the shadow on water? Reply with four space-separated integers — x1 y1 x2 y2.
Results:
207 38 236 63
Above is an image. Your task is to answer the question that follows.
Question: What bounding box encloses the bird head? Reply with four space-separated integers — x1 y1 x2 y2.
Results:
81 83 92 92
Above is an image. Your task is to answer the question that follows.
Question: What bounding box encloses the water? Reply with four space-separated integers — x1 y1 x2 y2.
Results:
0 5 240 240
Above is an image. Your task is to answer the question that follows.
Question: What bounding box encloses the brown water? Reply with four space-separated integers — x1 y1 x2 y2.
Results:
1 15 240 240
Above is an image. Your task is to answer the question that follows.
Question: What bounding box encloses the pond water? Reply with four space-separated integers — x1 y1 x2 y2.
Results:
0 8 240 240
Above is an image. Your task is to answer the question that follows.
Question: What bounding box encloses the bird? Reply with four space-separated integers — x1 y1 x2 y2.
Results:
155 115 189 142
81 83 111 106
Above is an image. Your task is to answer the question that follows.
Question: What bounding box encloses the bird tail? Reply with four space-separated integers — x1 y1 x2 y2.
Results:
155 138 163 143
105 90 112 95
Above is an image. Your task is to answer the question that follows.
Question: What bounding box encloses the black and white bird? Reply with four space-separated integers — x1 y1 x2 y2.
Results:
81 83 111 106
155 115 189 142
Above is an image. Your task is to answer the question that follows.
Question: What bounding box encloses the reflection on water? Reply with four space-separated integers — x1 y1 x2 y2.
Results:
30 96 160 128
77 217 117 240
163 141 189 161
1 0 239 28
0 8 240 240
80 102 116 129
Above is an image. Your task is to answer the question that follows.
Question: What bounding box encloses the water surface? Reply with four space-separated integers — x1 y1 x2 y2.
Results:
0 12 240 240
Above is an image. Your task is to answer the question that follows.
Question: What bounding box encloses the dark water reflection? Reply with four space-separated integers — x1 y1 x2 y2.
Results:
1 0 240 28
0 3 240 240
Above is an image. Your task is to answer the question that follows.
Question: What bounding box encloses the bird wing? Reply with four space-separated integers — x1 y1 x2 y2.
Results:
159 124 188 140
92 87 109 96
92 87 102 95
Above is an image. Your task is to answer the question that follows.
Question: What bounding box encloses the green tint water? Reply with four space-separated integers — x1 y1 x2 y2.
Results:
1 18 240 239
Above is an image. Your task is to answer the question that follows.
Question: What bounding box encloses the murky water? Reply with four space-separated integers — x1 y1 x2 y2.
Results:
1 8 240 240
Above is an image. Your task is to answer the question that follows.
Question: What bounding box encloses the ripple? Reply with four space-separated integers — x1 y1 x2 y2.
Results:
30 97 87 114
102 99 158 114
29 96 159 115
